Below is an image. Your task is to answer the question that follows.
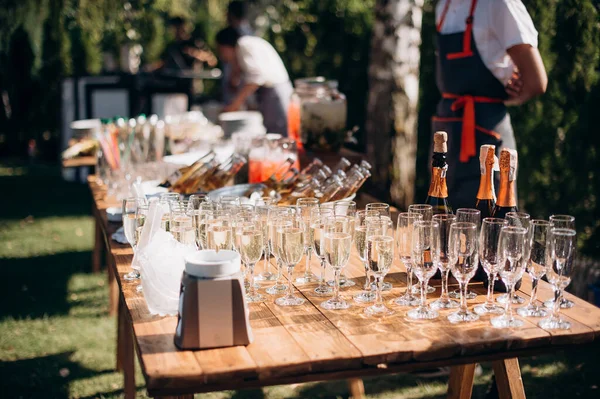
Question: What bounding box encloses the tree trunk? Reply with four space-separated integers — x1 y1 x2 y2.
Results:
366 0 423 208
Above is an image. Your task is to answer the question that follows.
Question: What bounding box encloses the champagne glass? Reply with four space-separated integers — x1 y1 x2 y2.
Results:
544 215 576 310
206 211 233 252
395 212 423 306
497 212 531 305
255 204 276 281
265 208 293 295
353 210 380 303
122 197 146 281
321 222 354 310
159 193 180 231
334 200 357 217
275 218 306 306
491 226 527 328
431 214 460 310
408 204 433 221
449 208 481 300
236 222 264 302
296 198 320 284
254 196 276 206
192 203 219 250
219 195 240 207
189 194 209 211
408 204 435 294
326 214 358 288
447 222 480 323
366 203 391 218
310 207 335 295
169 201 195 246
518 220 552 317
538 228 577 330
133 204 148 292
474 218 508 315
364 233 395 316
408 220 441 319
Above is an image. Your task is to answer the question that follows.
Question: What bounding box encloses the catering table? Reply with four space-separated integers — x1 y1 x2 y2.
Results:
87 176 600 399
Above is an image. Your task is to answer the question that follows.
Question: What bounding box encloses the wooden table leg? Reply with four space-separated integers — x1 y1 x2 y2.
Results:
348 378 365 399
92 213 102 273
107 258 119 317
116 297 125 372
119 299 136 399
448 363 476 399
491 358 526 399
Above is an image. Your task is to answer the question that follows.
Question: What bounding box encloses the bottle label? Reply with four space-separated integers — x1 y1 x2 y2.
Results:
427 167 449 198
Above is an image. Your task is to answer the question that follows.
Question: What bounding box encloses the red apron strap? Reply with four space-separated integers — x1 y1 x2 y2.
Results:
445 0 479 60
436 0 452 32
442 92 504 163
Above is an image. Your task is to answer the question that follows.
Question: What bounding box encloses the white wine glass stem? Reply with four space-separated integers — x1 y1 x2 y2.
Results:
485 272 496 306
248 262 257 298
375 276 384 307
333 269 342 302
304 247 312 277
287 265 295 299
420 279 427 308
459 281 468 314
528 277 539 306
552 288 561 320
440 269 450 301
363 263 370 290
319 259 326 284
507 283 516 322
263 247 270 275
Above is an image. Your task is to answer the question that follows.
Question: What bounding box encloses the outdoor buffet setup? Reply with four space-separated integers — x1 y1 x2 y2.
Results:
77 115 600 399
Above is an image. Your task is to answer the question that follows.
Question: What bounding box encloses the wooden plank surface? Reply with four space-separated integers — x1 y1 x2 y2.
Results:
87 176 600 397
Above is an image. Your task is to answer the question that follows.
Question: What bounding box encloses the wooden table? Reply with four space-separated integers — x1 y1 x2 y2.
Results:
88 176 600 399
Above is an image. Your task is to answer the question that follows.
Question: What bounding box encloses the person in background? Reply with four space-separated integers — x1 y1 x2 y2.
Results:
146 17 217 72
222 1 254 105
216 27 293 135
432 0 547 209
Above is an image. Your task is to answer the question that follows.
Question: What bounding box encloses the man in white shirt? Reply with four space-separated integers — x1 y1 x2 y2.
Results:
216 27 293 135
432 0 547 210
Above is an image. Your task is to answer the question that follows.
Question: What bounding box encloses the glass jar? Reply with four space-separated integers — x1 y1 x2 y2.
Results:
288 77 348 152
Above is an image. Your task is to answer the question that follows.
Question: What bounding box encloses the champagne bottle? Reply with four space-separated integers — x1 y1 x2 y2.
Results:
492 148 518 218
425 131 453 214
475 145 497 219
488 147 521 292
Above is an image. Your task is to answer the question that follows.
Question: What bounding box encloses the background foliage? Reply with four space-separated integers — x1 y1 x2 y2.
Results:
0 0 599 257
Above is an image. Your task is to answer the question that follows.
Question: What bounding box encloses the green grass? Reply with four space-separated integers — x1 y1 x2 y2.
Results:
1 162 599 398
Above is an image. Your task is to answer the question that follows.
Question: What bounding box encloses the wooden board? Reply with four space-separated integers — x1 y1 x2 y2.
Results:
87 176 600 397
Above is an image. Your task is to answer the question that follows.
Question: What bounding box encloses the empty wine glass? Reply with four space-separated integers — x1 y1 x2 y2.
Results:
408 204 433 221
394 212 423 306
321 218 354 310
236 222 264 302
159 193 180 231
334 200 357 218
311 207 335 296
353 210 380 303
364 234 395 317
275 217 306 306
431 214 459 310
408 220 441 320
518 220 552 317
474 218 508 315
497 212 530 305
491 226 527 328
366 203 390 218
296 198 320 284
447 222 480 323
449 208 481 300
544 215 576 310
538 228 577 330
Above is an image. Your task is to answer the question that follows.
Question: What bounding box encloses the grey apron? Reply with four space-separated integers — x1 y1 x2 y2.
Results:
433 0 516 210
256 81 293 136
